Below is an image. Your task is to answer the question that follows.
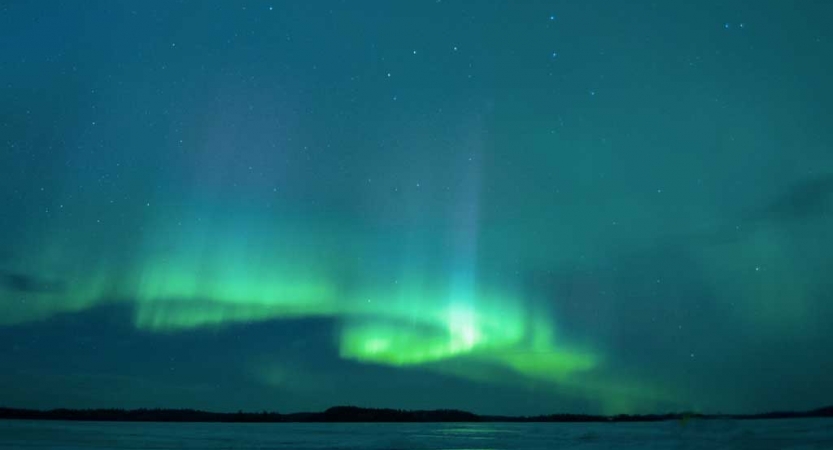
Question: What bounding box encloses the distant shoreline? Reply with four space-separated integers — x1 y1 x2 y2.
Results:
2 405 832 423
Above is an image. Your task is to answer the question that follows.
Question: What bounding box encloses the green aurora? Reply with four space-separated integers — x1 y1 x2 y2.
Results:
1 0 832 416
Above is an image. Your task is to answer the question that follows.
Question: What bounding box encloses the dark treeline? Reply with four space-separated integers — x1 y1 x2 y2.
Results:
0 405 831 423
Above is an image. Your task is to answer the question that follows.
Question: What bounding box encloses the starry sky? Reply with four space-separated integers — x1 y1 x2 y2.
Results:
1 0 832 416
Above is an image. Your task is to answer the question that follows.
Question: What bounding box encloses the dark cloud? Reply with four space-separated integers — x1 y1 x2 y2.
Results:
0 272 65 294
756 173 833 223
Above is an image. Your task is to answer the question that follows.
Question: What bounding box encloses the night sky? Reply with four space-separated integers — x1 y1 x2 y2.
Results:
1 1 832 416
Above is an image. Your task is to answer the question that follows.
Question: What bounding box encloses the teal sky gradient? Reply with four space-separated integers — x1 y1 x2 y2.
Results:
1 0 832 416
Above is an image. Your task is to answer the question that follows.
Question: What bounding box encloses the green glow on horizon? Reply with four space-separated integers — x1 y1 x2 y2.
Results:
132 261 337 330
338 301 524 366
0 217 672 413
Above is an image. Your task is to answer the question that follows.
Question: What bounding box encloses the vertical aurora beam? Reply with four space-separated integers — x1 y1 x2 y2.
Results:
446 136 485 353
448 141 483 305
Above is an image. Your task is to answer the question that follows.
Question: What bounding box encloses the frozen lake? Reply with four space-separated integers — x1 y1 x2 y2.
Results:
1 418 831 449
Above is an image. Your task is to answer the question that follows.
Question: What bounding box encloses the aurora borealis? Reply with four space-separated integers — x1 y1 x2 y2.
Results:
1 1 832 416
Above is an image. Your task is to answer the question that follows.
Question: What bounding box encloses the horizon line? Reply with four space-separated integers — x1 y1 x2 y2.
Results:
2 404 832 423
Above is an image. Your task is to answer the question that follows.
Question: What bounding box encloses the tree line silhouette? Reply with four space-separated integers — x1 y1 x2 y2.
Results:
0 405 831 423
